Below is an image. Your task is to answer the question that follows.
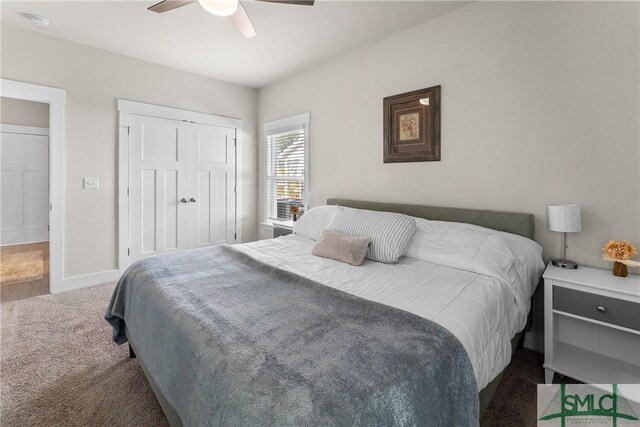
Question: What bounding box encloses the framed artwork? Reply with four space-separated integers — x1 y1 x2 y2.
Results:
383 85 440 163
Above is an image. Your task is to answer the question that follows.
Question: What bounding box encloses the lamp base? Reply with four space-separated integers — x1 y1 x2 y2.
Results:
552 259 578 269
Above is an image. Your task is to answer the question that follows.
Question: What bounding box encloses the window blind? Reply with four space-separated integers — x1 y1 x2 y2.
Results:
265 124 307 221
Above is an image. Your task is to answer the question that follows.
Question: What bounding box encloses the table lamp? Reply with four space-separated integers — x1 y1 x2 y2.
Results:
548 204 582 269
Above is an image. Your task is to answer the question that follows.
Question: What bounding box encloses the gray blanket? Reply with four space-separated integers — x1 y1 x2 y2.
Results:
106 245 478 426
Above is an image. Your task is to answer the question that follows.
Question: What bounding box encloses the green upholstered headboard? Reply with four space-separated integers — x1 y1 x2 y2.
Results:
326 198 535 241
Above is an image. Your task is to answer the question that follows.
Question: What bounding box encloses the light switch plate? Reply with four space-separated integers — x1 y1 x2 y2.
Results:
83 177 99 190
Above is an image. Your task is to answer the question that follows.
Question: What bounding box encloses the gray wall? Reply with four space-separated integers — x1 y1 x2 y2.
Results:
1 25 259 278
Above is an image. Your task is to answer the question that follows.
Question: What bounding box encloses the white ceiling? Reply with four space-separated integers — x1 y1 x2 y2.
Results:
1 1 469 88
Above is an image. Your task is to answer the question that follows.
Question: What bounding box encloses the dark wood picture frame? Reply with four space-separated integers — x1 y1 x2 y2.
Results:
383 85 440 163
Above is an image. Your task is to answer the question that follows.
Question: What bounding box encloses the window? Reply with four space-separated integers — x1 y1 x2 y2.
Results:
264 113 309 222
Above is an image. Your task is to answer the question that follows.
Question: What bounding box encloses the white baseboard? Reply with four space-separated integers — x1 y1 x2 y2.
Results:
523 331 544 353
54 269 122 293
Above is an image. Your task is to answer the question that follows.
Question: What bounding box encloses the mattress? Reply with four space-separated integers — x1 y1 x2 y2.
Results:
236 234 533 391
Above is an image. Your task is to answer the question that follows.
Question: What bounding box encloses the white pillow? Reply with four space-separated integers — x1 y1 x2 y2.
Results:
293 205 339 241
328 207 416 264
406 217 545 311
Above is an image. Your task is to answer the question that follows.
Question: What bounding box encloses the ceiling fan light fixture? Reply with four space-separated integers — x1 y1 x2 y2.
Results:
27 14 50 28
198 0 239 16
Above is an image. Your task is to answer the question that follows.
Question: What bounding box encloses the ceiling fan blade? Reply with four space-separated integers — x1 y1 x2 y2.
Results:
148 0 195 13
255 0 314 5
229 2 257 38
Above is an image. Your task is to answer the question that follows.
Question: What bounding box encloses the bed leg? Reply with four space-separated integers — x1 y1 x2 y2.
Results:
516 333 525 350
129 343 136 359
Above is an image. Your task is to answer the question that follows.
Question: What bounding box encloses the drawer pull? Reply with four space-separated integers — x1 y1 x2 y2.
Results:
596 305 607 313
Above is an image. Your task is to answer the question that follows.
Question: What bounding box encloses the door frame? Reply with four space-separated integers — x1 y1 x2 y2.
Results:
1 79 66 293
117 99 242 269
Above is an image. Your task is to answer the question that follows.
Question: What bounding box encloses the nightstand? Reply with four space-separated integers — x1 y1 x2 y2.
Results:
543 262 640 385
272 220 294 238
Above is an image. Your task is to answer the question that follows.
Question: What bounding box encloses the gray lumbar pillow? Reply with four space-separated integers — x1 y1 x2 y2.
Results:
312 230 371 266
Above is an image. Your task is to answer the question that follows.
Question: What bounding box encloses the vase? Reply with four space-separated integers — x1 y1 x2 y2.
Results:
612 261 628 277
292 213 297 222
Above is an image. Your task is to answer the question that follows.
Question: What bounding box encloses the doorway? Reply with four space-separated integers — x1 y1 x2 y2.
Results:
0 79 65 295
0 99 50 302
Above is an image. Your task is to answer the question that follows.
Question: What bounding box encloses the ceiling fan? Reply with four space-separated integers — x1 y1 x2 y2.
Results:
148 0 314 39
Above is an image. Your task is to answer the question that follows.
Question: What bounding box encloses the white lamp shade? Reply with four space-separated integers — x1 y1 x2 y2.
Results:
548 204 582 233
198 0 238 16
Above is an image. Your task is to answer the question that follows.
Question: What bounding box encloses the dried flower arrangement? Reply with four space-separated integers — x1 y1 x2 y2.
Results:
289 205 300 222
602 240 640 277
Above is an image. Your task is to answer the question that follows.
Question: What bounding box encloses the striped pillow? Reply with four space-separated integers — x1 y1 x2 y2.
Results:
328 207 416 264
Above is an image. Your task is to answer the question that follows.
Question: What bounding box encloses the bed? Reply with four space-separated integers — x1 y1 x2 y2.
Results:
106 199 544 426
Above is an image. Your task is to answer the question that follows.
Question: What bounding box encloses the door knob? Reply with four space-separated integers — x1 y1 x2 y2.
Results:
596 305 607 313
190 197 197 203
180 198 188 203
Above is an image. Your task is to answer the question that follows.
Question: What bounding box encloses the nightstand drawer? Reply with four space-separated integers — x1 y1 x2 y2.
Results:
554 286 640 331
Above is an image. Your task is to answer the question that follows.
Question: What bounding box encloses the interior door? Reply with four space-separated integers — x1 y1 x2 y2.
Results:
0 131 49 245
129 115 189 261
188 123 236 247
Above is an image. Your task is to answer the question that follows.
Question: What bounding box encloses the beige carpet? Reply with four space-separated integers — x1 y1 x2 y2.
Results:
1 283 167 426
1 282 548 426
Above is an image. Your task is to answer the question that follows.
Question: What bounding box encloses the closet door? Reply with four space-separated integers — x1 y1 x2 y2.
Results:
188 123 236 248
129 115 189 261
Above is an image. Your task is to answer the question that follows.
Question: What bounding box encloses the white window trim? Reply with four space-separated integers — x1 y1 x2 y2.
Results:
263 112 310 224
264 112 310 133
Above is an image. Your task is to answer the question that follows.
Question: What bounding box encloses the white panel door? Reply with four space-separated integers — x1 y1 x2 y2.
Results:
188 123 236 247
0 131 49 245
129 115 189 261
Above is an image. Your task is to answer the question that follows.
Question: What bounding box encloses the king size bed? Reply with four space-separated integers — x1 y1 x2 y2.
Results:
106 199 545 426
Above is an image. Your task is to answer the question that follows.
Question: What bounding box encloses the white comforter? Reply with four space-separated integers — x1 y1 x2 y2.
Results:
237 234 541 391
